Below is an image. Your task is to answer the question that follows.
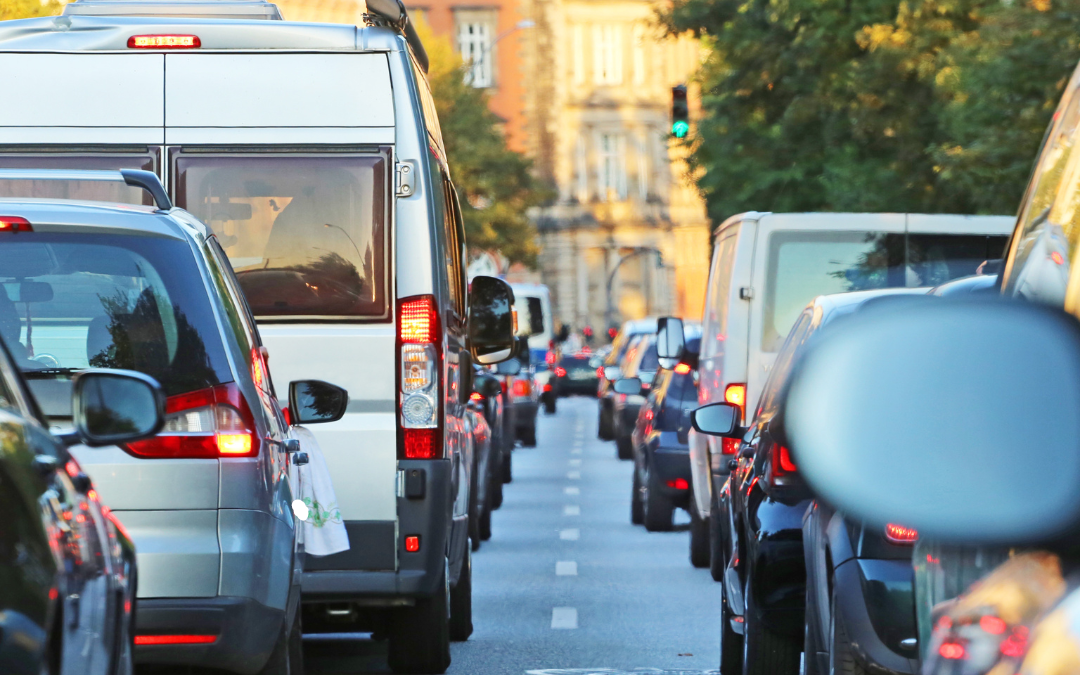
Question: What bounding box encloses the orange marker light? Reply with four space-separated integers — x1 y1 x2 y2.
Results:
674 363 692 375
216 433 253 455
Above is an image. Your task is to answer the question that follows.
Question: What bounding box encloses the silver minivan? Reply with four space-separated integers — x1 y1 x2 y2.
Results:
0 5 515 672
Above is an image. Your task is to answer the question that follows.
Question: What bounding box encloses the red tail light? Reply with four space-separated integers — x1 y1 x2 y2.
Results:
512 380 531 397
596 367 604 378
546 351 556 365
469 392 484 402
884 523 918 544
405 535 421 552
938 641 966 660
725 383 746 421
124 383 259 459
398 296 442 460
721 438 740 455
554 367 567 377
665 478 690 490
135 635 217 646
543 384 553 392
127 35 201 49
674 363 692 375
0 216 32 232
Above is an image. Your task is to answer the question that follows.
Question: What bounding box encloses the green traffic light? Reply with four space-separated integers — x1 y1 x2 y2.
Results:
671 120 690 138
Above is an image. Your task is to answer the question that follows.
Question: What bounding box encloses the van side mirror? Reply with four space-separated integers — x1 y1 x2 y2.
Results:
656 316 685 370
612 377 642 396
289 380 349 424
72 369 165 447
468 276 515 365
691 403 741 438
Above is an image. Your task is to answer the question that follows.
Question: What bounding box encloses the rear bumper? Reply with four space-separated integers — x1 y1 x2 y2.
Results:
134 596 284 675
652 445 691 506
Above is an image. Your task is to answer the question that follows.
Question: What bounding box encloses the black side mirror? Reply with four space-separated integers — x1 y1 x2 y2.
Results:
612 377 642 396
72 369 165 447
691 403 741 438
656 316 685 370
458 352 474 405
289 380 349 424
468 276 516 365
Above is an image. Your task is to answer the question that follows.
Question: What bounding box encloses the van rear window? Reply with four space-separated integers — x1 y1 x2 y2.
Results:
175 153 388 320
762 231 1008 351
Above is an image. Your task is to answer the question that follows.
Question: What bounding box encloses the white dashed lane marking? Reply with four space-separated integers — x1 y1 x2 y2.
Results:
567 471 581 480
559 528 580 540
564 486 580 495
564 505 581 516
551 607 578 629
555 561 578 576
569 458 582 467
571 447 582 454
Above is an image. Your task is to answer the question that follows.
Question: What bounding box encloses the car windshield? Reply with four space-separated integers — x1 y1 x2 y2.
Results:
763 231 1008 351
174 153 388 320
0 232 232 418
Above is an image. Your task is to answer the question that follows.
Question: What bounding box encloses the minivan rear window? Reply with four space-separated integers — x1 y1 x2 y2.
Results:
175 153 388 320
0 233 232 417
762 231 1008 351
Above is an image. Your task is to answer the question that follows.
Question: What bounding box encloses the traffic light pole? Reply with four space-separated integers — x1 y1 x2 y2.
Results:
604 247 664 337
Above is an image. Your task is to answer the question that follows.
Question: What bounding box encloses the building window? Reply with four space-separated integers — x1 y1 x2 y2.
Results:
572 24 585 85
632 24 646 86
575 134 589 201
635 134 649 200
597 132 626 201
592 24 622 85
457 19 493 88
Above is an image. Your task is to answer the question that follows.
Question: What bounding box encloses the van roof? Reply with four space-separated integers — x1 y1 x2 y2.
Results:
715 212 1014 237
64 0 283 20
0 14 401 52
0 199 200 240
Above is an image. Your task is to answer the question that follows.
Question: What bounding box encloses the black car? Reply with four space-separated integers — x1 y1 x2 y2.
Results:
554 352 602 397
701 288 925 675
471 367 506 511
0 332 166 675
623 336 700 533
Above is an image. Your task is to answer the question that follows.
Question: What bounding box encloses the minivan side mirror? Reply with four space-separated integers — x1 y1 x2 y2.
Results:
782 298 1080 547
468 276 516 365
72 369 165 447
691 402 741 438
656 316 685 370
289 380 349 425
612 377 642 396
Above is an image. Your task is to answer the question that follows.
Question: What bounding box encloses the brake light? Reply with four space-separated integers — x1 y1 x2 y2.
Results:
777 445 796 473
135 635 217 645
721 438 740 455
725 383 746 421
555 367 567 377
124 383 259 459
470 392 484 402
543 384 553 392
596 367 604 378
979 616 1006 635
674 363 692 375
0 216 32 232
884 523 918 544
398 296 441 460
546 351 556 365
938 641 966 660
665 478 689 490
127 35 201 49
512 380 531 397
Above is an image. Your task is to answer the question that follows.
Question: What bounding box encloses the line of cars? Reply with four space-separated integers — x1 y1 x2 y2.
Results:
0 0 537 672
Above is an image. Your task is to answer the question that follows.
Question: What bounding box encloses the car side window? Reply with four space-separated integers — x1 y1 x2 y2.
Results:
445 179 467 321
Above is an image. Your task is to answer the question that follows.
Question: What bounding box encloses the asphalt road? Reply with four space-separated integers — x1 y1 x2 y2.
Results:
305 396 722 675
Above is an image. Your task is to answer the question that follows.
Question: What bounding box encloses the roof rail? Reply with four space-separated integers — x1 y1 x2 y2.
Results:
0 169 173 211
63 0 282 20
365 0 428 73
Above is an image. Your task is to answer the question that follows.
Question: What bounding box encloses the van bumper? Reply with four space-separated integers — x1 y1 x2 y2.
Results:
134 596 284 675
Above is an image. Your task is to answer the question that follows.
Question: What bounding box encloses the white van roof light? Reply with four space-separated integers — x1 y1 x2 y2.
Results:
63 0 283 21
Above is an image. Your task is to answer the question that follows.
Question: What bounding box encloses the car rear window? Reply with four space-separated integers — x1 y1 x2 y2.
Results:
0 233 232 417
174 153 388 321
762 231 1008 351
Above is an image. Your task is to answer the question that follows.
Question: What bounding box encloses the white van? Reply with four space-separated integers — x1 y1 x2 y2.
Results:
511 283 554 354
686 212 1013 575
0 2 516 672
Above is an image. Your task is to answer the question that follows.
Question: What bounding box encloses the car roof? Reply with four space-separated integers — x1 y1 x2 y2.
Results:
813 287 930 322
714 211 1014 237
929 274 999 296
620 317 658 334
0 199 207 241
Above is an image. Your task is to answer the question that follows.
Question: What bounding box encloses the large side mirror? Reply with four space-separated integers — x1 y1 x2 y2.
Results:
691 403 740 437
783 298 1080 547
289 380 349 424
602 365 622 382
612 377 642 396
468 276 515 365
72 369 165 447
656 316 685 370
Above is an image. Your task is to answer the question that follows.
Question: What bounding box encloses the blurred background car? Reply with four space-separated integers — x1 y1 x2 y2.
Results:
597 318 657 441
553 351 603 398
465 400 494 550
612 334 659 460
471 367 506 511
508 337 539 448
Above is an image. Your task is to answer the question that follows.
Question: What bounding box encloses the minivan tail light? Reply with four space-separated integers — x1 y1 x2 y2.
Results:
124 383 259 459
885 523 918 544
128 35 201 49
398 296 442 460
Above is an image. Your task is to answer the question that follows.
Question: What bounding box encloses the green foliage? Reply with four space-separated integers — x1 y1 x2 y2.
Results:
0 0 62 21
415 18 548 267
659 0 1080 223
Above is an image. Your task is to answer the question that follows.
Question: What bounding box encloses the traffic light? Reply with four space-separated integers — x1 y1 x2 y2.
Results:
671 84 689 139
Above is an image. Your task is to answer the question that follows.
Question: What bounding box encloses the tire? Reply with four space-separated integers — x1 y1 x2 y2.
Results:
643 463 674 532
449 550 473 642
502 451 512 483
709 492 726 582
830 581 870 675
689 499 711 568
544 395 556 415
257 603 303 675
468 470 481 552
615 434 633 460
521 425 537 448
630 467 644 525
719 573 744 675
479 498 492 541
742 571 801 675
388 568 451 673
490 465 504 509
598 402 613 440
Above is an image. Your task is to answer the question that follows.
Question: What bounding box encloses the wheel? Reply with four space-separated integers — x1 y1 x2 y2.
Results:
544 394 556 415
388 567 451 673
830 580 870 675
257 602 303 675
449 550 473 642
643 462 674 532
490 463 504 509
689 499 711 568
468 470 481 552
521 425 537 448
598 401 613 440
630 467 644 525
479 498 492 541
502 451 512 483
719 571 744 675
742 570 801 675
616 434 633 460
709 492 726 582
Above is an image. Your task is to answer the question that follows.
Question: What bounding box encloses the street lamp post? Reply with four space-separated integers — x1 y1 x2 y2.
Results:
466 19 535 87
604 247 664 334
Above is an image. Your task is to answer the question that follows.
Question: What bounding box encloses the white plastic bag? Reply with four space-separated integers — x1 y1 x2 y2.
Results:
291 426 350 556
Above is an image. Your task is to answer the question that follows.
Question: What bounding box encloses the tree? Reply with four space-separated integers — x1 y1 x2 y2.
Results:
414 18 548 267
1 0 62 21
658 0 1080 223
